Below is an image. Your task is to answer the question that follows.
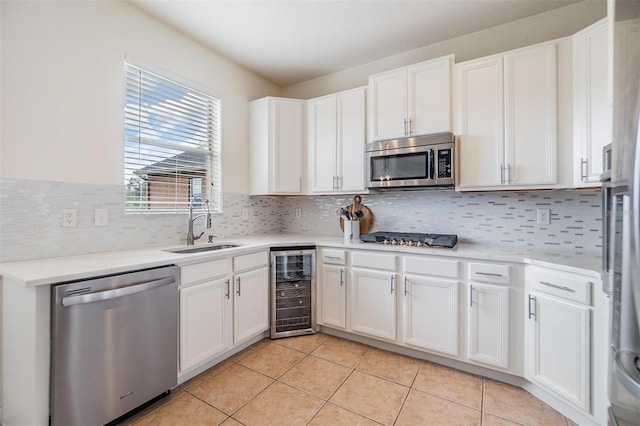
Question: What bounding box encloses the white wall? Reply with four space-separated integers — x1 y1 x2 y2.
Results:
0 0 280 193
281 0 606 99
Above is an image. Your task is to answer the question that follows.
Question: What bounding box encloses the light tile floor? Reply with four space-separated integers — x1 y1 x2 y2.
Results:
122 333 573 426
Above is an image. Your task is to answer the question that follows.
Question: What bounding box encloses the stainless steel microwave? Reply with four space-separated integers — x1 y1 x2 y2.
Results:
365 132 455 189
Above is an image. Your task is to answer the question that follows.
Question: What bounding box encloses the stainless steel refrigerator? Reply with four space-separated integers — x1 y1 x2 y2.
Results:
607 0 640 423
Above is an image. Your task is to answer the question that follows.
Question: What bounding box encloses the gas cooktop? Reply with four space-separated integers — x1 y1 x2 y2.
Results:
360 231 458 249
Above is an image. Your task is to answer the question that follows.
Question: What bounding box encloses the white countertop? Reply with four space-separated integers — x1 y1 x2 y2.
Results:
0 233 602 287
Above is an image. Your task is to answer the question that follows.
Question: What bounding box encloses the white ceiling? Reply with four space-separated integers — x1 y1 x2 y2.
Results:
128 0 580 87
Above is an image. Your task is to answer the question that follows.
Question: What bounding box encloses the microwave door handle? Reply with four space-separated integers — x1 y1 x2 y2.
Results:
428 149 434 180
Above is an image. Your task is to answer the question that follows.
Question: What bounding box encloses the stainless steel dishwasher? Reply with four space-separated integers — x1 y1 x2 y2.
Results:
50 265 179 426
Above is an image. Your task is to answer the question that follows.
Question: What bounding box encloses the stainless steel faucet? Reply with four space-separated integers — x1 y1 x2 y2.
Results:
186 194 212 245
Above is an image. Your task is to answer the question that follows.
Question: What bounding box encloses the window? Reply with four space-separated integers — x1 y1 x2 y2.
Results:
124 60 221 213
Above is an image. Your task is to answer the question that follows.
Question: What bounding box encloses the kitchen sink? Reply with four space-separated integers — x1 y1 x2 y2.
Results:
164 244 242 254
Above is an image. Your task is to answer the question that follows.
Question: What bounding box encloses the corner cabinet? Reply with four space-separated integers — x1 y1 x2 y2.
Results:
249 97 305 195
307 87 366 193
456 42 558 190
368 55 453 141
573 18 610 187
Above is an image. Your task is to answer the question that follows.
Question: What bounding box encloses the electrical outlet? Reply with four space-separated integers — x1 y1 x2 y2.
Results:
62 209 77 227
94 209 108 227
536 208 551 225
295 208 301 219
242 208 249 221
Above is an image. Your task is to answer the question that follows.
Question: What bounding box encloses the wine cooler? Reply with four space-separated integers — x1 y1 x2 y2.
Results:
270 246 316 339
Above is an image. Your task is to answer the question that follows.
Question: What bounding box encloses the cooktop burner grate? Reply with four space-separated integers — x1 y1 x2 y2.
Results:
360 231 458 248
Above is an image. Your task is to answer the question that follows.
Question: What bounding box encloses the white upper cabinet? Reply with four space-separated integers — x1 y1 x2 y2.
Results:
250 97 305 195
456 42 558 190
573 18 610 187
308 87 366 193
369 55 453 141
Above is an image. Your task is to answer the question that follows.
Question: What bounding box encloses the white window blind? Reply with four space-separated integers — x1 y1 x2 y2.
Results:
124 61 221 213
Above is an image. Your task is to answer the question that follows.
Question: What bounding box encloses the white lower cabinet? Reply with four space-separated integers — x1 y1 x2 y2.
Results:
179 251 269 374
525 266 592 413
403 275 459 356
467 283 510 369
233 253 269 344
180 276 232 372
322 264 346 329
351 268 397 341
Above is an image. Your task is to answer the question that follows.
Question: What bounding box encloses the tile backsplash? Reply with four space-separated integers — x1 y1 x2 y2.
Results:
0 177 602 263
281 189 602 255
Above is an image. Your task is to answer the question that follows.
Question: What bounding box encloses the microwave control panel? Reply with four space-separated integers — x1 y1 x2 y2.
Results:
438 148 453 179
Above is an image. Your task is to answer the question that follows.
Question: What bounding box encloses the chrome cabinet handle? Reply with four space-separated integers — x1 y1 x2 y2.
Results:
339 268 344 286
500 164 505 184
390 275 395 294
404 277 408 296
528 295 536 319
236 277 241 296
470 284 474 307
225 279 230 299
403 118 408 136
408 117 413 135
580 158 588 181
332 176 337 190
325 256 343 261
505 163 511 184
539 281 576 293
475 271 503 277
336 176 341 190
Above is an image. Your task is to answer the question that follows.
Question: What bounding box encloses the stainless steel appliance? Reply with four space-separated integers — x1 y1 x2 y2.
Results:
50 266 179 425
606 1 640 423
360 231 458 248
270 246 316 339
365 132 455 189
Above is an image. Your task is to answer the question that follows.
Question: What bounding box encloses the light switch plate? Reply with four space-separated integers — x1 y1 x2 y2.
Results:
94 209 108 227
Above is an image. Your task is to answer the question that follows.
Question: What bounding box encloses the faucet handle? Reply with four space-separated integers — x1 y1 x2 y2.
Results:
208 235 217 244
194 231 205 242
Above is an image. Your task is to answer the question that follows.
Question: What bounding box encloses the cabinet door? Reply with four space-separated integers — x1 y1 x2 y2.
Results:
308 96 337 192
369 69 407 141
337 88 366 192
351 269 396 341
573 19 609 186
271 99 303 193
180 277 232 372
456 56 504 188
468 284 509 369
233 267 269 344
408 56 452 136
526 292 590 411
321 264 346 329
403 275 458 356
504 44 557 186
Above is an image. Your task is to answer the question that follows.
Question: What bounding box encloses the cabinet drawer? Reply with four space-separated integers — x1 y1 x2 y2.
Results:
322 249 346 265
469 262 510 285
234 251 268 273
404 256 460 279
527 266 592 305
181 258 230 286
351 251 396 271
